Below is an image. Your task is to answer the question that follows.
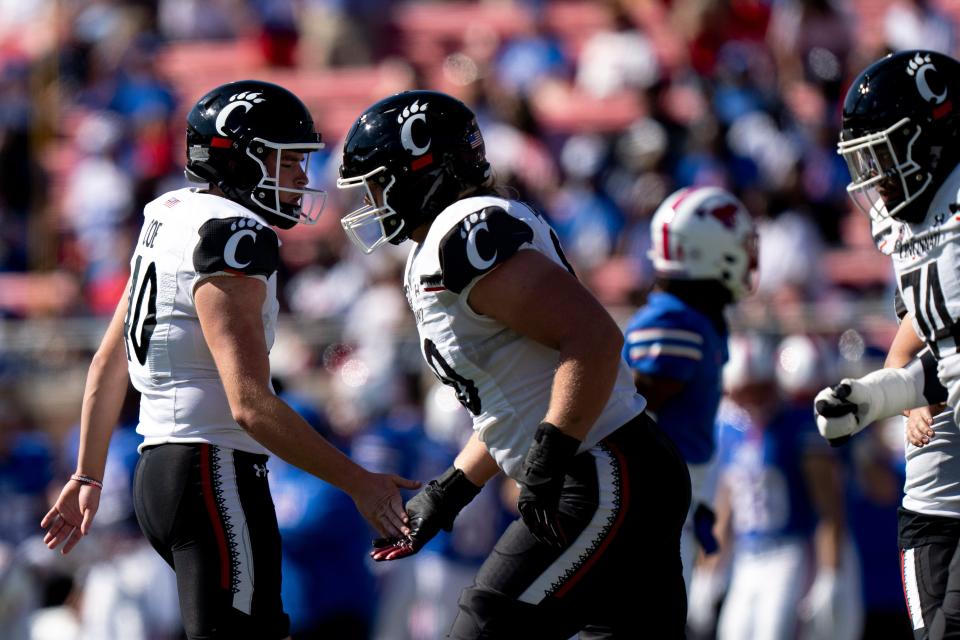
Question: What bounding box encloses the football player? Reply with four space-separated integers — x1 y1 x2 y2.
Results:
623 185 757 590
337 90 692 638
713 334 860 640
41 80 418 640
813 50 960 639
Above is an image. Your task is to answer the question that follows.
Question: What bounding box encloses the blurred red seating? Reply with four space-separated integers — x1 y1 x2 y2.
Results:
156 39 412 140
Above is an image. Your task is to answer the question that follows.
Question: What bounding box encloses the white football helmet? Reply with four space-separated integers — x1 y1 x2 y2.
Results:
648 186 758 300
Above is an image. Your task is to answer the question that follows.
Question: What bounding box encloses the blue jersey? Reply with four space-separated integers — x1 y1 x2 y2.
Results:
270 459 376 631
622 291 727 463
716 404 825 550
0 432 54 544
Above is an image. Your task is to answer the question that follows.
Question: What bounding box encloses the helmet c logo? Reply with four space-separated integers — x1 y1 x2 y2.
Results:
908 53 948 105
399 101 431 156
215 92 266 136
224 229 256 269
216 101 251 136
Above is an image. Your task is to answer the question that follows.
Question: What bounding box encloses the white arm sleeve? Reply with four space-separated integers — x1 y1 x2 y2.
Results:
851 362 926 424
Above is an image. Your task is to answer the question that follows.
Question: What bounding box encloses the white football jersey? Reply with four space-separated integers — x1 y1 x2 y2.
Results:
126 188 279 454
404 195 645 480
873 165 960 518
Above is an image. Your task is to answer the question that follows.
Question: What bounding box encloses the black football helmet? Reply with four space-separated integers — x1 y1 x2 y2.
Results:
337 90 491 253
839 50 960 223
185 80 326 229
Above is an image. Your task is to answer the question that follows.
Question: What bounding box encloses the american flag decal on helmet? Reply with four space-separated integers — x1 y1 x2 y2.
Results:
468 128 483 149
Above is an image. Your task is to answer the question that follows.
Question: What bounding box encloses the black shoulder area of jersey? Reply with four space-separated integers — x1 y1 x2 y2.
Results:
439 206 535 294
893 287 907 322
193 216 279 277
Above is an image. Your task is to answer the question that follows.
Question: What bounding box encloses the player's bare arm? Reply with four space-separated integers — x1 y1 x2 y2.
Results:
42 282 131 554
195 274 418 537
468 248 623 442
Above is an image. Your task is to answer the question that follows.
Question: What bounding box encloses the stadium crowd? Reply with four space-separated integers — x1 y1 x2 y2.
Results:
1 0 956 638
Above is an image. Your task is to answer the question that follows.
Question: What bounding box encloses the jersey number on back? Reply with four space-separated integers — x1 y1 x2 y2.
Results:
900 262 959 355
424 338 481 415
124 254 158 365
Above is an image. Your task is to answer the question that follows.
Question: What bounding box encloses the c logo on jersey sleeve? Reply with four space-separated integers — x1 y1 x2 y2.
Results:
438 206 534 294
193 217 279 277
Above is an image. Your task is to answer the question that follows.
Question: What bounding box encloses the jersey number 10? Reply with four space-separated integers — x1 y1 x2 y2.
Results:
124 254 158 365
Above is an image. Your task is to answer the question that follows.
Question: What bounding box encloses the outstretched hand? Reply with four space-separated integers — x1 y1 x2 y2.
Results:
351 472 421 539
370 466 482 562
41 481 101 555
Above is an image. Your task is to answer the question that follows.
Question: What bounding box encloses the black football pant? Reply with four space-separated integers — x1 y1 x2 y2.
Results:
448 412 691 639
134 443 290 640
900 507 960 640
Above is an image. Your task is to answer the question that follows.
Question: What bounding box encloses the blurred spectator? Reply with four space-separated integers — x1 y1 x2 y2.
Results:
883 0 956 55
270 388 378 639
574 2 659 99
710 333 862 640
158 0 249 40
62 112 134 315
493 14 568 97
768 0 854 101
0 393 54 546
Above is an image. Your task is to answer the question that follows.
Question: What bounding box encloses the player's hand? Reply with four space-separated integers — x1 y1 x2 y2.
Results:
905 405 940 447
814 380 877 446
351 471 421 539
518 422 580 548
41 480 101 555
371 466 481 562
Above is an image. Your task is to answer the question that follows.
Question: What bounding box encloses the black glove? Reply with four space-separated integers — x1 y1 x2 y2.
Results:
371 465 481 561
518 422 581 548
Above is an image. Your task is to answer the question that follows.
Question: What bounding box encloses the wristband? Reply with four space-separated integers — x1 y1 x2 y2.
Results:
526 422 581 472
71 474 103 490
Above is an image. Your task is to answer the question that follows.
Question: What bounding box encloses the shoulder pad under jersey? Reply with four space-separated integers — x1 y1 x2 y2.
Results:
193 216 279 277
438 206 534 294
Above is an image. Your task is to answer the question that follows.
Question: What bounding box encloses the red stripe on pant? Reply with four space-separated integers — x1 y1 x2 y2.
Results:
200 443 231 590
554 442 631 599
